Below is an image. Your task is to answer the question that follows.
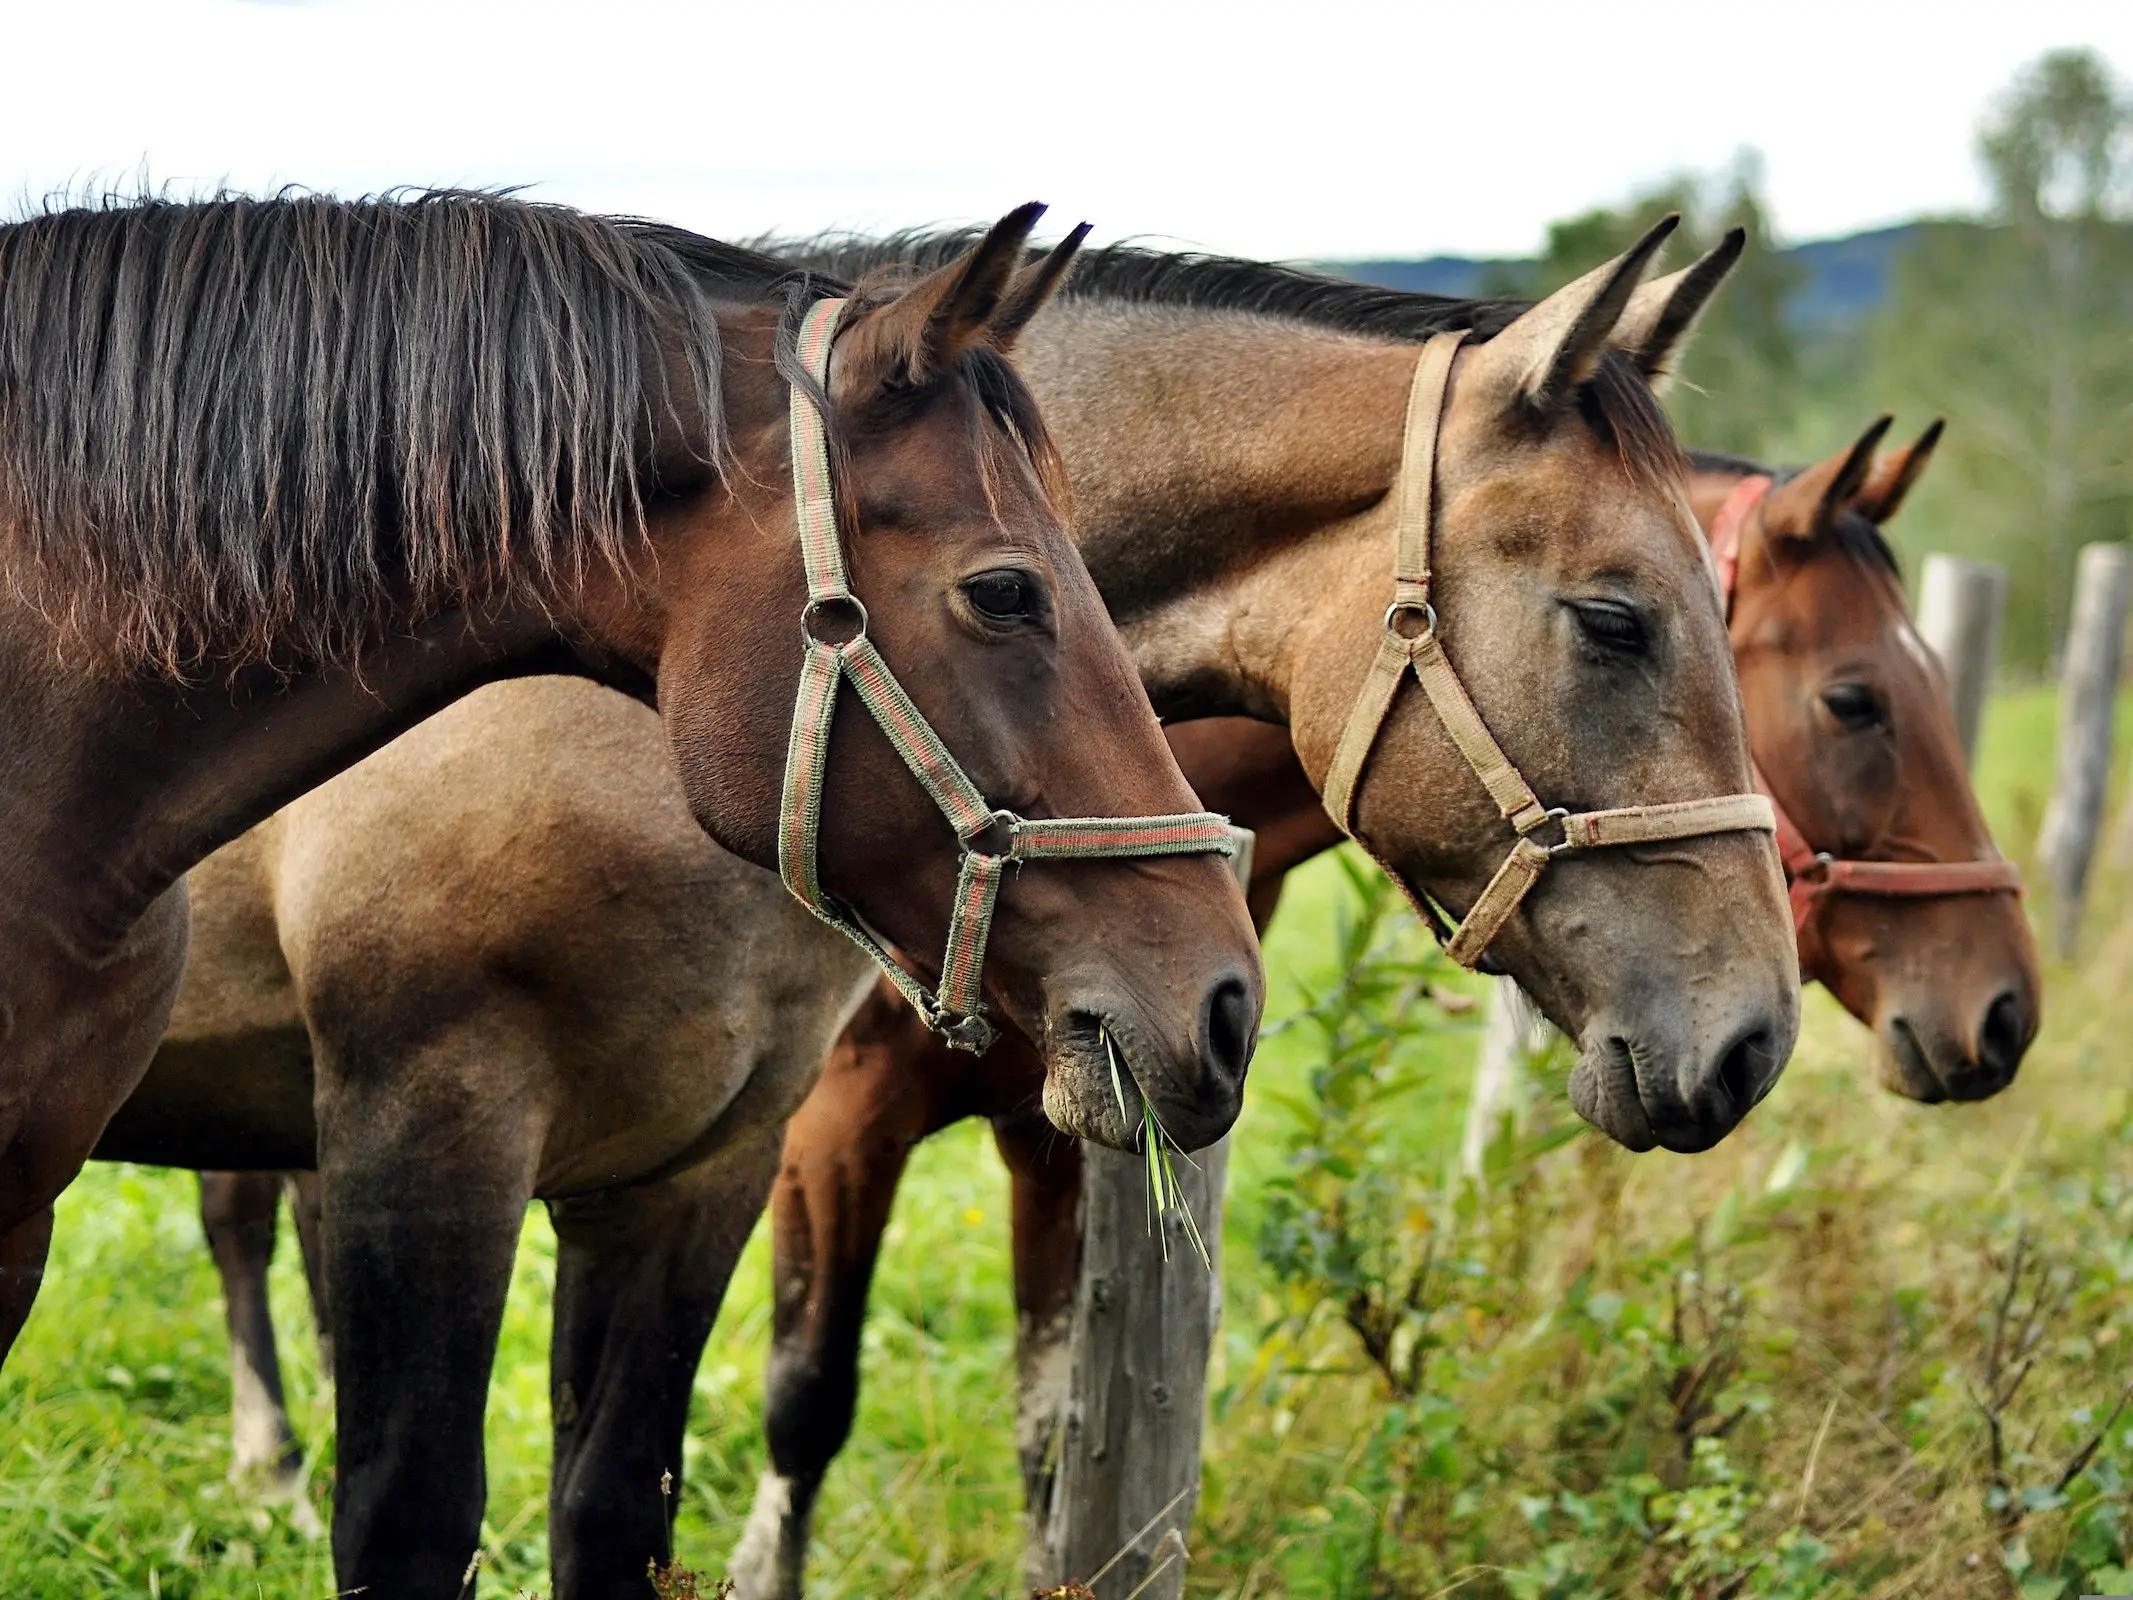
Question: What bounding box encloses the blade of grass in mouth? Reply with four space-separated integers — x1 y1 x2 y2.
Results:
1102 1024 1210 1269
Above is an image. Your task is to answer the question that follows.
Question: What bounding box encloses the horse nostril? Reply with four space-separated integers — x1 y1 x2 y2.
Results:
1713 1027 1776 1117
1201 974 1256 1090
1977 989 2032 1081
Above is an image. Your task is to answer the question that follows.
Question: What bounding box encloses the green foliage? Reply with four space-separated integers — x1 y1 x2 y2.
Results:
1477 47 2133 670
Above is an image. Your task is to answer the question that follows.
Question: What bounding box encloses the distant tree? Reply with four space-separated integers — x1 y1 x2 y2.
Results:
1488 153 1805 460
1867 48 2133 666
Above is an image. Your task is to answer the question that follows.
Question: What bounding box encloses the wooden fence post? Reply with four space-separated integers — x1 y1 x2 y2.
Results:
1915 554 2007 768
1034 1138 1226 1599
1031 830 1253 1598
1459 980 1546 1181
2038 542 2133 958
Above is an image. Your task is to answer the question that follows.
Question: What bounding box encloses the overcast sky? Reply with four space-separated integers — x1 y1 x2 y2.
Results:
4 0 2128 261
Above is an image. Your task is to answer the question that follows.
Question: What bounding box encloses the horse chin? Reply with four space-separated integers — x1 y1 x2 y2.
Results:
1039 1013 1143 1152
1568 1040 1659 1154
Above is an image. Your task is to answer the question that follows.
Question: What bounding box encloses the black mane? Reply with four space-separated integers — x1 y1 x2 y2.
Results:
0 190 839 674
771 228 1683 491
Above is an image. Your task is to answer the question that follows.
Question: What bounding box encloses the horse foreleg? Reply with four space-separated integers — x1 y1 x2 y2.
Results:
991 1104 1085 1570
198 1172 304 1489
284 1169 332 1382
733 1027 937 1600
316 1043 540 1600
545 1130 780 1600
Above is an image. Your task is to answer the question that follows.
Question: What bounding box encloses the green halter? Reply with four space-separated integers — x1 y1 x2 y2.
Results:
776 298 1241 1054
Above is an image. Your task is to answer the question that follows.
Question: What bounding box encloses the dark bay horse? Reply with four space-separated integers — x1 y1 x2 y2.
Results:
0 193 1273 1592
100 224 1799 1594
746 416 2042 1597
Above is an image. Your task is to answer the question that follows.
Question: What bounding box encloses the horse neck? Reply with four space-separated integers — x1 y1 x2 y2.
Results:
1016 302 1420 720
0 598 617 961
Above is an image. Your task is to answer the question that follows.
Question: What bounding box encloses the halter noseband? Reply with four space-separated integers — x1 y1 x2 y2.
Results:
1320 331 1777 969
1706 474 2022 944
777 299 1240 1054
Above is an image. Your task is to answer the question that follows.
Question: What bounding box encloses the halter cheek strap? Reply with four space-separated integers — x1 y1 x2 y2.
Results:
1707 474 2022 946
1321 332 1778 969
777 298 1240 1053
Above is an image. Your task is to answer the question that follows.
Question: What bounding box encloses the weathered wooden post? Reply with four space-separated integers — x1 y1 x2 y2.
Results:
2038 542 2133 957
1915 554 2007 768
1459 979 1547 1181
1034 1139 1226 1599
1032 830 1253 1599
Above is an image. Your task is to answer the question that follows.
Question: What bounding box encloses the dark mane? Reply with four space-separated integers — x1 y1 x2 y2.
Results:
1688 450 1903 577
771 229 1683 492
0 190 835 674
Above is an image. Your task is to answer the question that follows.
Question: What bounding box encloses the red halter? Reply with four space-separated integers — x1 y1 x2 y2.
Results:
1708 475 2023 943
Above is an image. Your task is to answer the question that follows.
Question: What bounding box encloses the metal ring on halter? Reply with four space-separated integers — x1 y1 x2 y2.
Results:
1383 600 1438 643
964 807 1020 858
801 594 870 646
1537 807 1575 856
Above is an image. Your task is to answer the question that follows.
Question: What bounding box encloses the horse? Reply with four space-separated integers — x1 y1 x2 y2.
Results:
0 192 1271 1594
92 219 1799 1594
744 415 2043 1597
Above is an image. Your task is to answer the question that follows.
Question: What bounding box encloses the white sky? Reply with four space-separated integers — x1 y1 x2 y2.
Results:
2 0 2127 261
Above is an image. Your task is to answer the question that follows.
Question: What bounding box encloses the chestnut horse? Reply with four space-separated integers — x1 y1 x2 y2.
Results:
742 416 2042 1597
105 223 1800 1593
0 194 1272 1594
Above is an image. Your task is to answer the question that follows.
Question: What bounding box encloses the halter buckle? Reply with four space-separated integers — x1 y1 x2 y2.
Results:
1383 600 1437 644
801 594 870 647
940 1012 998 1054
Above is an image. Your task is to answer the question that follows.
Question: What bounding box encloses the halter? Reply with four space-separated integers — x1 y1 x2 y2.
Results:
777 299 1239 1054
1706 474 2022 944
1320 332 1778 969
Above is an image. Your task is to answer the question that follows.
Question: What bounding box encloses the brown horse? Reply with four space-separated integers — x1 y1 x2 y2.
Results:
0 193 1271 1593
744 415 2042 1596
103 223 1798 1594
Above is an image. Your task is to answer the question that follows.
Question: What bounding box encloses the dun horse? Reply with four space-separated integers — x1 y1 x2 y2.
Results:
96 223 1801 1594
0 193 1270 1594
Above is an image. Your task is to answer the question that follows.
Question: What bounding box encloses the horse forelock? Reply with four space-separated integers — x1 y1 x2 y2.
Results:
0 191 817 678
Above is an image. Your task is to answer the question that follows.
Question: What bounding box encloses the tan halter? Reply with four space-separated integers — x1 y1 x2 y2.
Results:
1320 331 1777 969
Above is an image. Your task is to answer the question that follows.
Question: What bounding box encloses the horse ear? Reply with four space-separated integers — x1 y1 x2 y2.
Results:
1851 418 1944 525
1763 416 1894 543
840 201 1048 393
990 223 1091 352
1608 227 1745 392
1463 213 1680 418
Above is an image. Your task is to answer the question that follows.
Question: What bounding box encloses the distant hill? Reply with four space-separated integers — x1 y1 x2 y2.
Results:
1332 223 1924 336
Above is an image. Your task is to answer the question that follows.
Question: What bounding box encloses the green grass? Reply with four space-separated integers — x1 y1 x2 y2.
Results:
1 683 2129 1596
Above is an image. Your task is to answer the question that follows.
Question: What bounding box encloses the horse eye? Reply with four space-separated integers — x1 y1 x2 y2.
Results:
964 569 1038 622
1821 682 1883 729
1569 600 1647 656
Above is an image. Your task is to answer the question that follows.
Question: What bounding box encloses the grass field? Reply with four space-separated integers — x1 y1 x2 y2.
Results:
3 685 2131 1597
